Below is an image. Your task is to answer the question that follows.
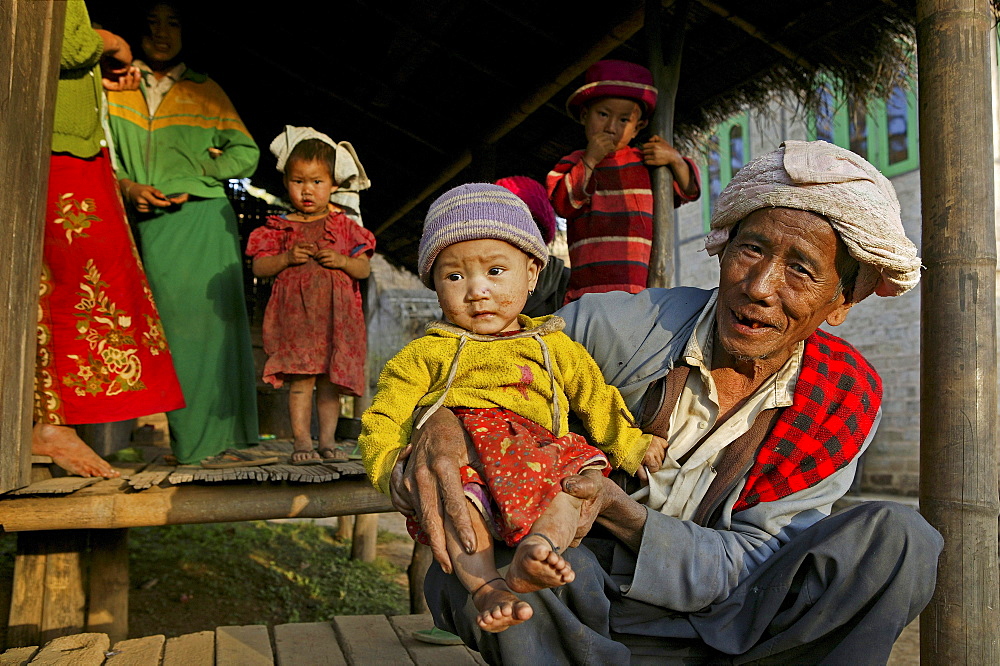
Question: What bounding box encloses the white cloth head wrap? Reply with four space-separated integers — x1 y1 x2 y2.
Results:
706 140 921 302
269 125 372 224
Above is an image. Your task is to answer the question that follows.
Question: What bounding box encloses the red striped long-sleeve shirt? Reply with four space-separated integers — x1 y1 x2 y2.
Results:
547 146 699 302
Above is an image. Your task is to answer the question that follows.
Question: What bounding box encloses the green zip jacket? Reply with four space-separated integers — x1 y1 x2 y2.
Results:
106 69 258 199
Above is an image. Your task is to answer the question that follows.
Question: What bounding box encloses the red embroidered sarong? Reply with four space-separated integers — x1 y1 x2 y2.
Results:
407 407 608 546
34 150 184 425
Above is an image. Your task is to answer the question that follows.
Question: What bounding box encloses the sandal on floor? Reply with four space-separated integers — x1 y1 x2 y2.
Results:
317 446 349 463
290 450 322 466
411 627 464 646
201 449 280 469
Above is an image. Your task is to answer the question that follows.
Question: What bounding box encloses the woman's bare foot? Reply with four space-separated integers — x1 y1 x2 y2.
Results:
505 534 575 593
473 578 533 633
291 438 320 463
31 423 120 478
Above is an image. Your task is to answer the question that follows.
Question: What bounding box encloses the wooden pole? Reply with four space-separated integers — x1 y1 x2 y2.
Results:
86 529 129 644
646 0 690 288
0 0 66 494
916 0 1000 662
351 514 379 563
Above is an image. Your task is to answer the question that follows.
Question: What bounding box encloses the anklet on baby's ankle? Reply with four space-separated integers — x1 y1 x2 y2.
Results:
472 577 504 598
528 533 562 555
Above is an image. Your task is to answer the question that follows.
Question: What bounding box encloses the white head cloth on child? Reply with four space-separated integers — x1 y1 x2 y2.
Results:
705 140 921 302
269 125 372 224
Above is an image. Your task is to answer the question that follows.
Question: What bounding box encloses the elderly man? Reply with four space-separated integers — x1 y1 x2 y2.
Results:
395 141 943 663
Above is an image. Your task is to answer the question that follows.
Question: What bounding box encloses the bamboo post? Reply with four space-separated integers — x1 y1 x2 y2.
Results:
916 0 1000 662
646 0 690 288
0 0 66 494
86 529 129 644
351 513 379 563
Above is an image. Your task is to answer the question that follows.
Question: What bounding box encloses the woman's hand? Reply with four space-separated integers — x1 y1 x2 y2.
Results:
102 65 141 92
120 180 186 212
390 408 477 574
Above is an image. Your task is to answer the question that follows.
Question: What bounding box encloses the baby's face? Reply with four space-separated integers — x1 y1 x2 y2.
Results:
433 239 540 335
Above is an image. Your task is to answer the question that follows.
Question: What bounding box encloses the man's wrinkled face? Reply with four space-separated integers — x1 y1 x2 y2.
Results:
715 207 853 364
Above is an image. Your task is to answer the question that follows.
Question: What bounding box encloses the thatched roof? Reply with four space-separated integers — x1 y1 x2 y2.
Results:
89 0 959 273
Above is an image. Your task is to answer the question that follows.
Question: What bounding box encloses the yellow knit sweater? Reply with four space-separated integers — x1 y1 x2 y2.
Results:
361 315 651 495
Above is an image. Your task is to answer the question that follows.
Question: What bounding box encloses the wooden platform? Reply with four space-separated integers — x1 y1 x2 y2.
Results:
0 444 393 533
0 615 486 665
0 447 396 650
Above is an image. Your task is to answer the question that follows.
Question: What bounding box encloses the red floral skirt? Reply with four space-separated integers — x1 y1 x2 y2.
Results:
407 407 608 546
34 150 184 425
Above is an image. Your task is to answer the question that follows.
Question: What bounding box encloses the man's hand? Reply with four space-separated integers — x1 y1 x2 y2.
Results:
390 408 477 573
563 473 647 552
561 472 608 547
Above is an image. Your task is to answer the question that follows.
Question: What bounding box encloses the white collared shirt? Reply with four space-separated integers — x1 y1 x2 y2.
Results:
631 292 805 520
135 60 187 115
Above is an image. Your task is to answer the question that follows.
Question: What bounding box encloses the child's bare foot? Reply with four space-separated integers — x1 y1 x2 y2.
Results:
291 439 320 463
505 534 574 594
473 578 533 633
31 423 120 478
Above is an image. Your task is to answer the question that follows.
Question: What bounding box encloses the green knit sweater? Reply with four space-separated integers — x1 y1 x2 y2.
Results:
53 0 105 158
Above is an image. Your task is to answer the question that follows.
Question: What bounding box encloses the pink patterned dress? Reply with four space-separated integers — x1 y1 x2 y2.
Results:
245 209 375 394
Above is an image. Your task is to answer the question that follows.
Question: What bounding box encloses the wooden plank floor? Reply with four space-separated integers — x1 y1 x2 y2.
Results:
0 615 487 665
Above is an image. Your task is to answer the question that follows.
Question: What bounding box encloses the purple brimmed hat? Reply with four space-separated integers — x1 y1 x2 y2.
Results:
566 60 658 121
418 183 549 288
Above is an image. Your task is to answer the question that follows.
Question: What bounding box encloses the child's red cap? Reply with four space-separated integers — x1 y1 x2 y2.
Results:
566 60 659 121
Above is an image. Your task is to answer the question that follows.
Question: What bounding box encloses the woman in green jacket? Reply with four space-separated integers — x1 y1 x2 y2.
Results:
107 2 259 463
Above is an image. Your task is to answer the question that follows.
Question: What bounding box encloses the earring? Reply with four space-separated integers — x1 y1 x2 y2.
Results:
528 289 535 296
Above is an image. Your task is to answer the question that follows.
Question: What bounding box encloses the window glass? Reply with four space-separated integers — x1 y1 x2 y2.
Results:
729 125 744 176
707 134 722 215
886 85 909 165
848 97 868 159
815 86 836 143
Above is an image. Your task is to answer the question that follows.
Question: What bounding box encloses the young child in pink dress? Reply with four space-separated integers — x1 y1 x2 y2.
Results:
246 127 375 463
361 183 668 633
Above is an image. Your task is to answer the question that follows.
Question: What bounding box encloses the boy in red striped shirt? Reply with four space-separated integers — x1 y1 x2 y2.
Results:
547 60 700 302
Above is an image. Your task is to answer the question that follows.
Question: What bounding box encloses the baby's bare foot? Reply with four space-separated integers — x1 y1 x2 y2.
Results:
473 579 533 633
32 423 120 478
505 534 574 594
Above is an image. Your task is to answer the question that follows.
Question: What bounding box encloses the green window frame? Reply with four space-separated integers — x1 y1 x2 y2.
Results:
806 79 919 177
702 112 751 231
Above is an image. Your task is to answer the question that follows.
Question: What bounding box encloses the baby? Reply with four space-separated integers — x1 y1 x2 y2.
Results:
360 183 666 632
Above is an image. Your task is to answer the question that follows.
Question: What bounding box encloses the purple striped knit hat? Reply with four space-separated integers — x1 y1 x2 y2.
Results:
418 183 549 288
